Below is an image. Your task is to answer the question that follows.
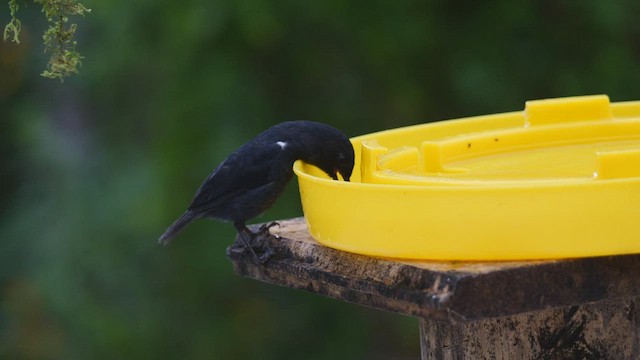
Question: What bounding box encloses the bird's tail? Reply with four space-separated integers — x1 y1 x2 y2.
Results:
158 211 196 246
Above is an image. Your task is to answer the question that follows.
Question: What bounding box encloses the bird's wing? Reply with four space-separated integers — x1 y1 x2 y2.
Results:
187 142 283 213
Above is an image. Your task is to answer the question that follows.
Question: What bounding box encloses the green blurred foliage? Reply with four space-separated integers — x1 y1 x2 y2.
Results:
2 1 640 359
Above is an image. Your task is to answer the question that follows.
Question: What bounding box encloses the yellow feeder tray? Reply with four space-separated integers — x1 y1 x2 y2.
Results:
293 95 640 260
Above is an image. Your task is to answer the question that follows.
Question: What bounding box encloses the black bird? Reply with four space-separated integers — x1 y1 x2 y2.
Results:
158 121 354 263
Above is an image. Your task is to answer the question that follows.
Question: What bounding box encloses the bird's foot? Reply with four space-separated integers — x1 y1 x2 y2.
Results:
229 244 274 265
256 247 274 264
235 222 276 265
258 221 280 236
242 244 274 265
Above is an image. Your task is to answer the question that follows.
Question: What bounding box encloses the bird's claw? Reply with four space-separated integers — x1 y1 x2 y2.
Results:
258 221 280 235
256 247 274 264
236 244 274 265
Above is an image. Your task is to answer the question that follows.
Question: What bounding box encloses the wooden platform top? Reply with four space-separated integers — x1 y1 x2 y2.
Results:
227 217 640 323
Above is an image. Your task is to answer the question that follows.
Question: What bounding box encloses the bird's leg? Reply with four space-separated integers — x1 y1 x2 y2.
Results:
258 221 280 236
234 221 273 265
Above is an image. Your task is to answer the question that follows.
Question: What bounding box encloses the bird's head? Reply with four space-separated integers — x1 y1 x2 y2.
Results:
310 138 355 181
307 129 354 182
282 121 354 181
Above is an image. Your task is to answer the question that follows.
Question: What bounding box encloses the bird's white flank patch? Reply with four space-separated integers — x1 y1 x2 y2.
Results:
276 141 287 149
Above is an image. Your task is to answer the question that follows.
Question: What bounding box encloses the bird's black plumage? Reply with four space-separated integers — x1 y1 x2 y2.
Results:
158 121 354 262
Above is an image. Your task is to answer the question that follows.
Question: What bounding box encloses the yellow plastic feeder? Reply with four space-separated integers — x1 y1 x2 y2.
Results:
294 95 640 260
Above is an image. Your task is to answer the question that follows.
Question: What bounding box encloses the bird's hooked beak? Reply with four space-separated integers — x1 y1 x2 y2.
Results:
333 168 351 182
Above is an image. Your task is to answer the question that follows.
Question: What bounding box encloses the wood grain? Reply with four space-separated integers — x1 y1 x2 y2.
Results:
227 217 640 322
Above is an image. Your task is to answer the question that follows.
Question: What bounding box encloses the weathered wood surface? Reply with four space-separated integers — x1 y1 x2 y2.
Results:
226 217 640 323
420 297 640 359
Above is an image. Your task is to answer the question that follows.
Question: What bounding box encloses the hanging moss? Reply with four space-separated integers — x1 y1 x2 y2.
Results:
3 0 20 43
3 0 90 80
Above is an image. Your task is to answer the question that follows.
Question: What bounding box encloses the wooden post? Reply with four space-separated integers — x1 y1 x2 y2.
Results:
227 218 640 359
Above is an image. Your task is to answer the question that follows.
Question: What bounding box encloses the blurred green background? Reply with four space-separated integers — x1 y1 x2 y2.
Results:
2 1 640 359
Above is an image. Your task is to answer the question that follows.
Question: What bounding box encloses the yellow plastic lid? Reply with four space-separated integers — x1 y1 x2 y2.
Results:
294 95 640 260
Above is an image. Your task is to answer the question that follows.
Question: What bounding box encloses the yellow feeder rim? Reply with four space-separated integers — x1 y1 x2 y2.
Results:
294 95 640 260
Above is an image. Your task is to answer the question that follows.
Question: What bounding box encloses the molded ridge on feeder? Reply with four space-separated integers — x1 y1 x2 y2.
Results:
294 95 640 260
